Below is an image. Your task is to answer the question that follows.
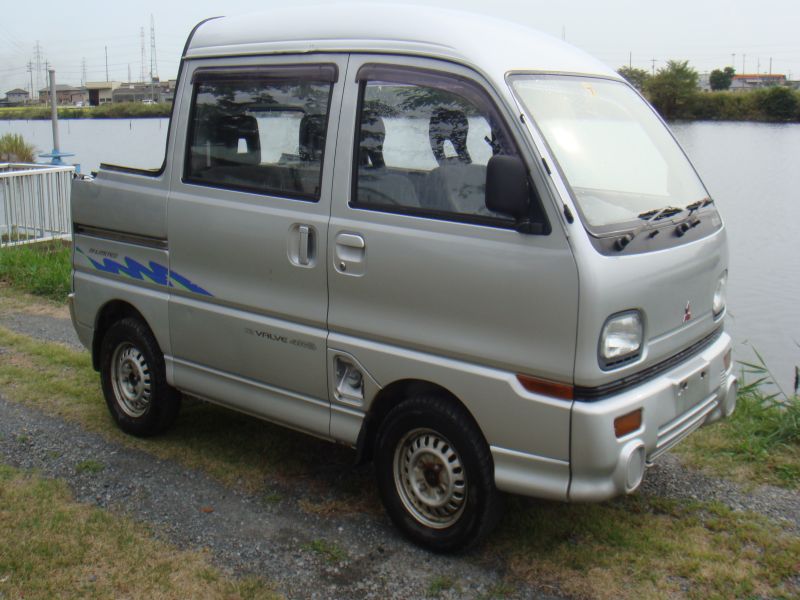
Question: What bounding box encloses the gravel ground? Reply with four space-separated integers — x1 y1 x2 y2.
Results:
1 304 799 597
0 310 82 349
642 453 800 532
0 396 555 600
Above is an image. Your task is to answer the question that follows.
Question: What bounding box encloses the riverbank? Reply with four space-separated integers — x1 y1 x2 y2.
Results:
0 102 171 120
671 87 800 122
3 87 800 123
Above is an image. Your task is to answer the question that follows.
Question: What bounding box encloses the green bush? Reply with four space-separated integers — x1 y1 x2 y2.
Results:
0 102 171 121
0 242 71 301
0 133 37 162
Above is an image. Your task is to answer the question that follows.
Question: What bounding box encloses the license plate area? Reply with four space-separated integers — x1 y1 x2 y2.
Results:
670 361 711 415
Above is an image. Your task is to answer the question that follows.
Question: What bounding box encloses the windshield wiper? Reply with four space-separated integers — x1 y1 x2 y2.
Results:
674 197 714 237
614 205 683 251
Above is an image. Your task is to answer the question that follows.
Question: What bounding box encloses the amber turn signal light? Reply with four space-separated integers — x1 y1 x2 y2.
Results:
614 409 642 438
516 374 574 400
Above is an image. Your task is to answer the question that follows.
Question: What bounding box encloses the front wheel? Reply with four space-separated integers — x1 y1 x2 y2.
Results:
375 395 501 552
99 317 180 437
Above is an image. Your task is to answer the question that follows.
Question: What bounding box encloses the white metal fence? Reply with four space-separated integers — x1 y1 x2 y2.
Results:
0 163 74 247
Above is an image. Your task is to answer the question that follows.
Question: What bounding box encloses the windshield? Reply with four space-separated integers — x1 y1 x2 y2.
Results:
510 75 708 230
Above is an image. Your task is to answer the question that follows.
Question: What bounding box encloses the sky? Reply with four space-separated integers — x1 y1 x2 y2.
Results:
2 0 799 94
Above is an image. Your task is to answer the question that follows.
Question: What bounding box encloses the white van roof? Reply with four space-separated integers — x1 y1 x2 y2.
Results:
186 3 619 81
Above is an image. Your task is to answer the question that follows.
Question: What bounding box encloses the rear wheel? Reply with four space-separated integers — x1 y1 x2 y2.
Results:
375 394 501 552
99 317 180 437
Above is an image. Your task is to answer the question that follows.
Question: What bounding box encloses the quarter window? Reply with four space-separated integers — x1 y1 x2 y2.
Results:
352 66 522 225
185 66 335 201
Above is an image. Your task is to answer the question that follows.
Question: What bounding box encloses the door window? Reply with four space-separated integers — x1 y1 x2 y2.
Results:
352 65 521 225
184 65 336 201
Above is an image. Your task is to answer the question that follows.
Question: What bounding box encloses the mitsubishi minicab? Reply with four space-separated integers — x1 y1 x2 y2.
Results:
69 5 737 551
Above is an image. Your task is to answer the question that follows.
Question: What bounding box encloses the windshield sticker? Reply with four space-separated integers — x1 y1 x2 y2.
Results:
77 247 213 296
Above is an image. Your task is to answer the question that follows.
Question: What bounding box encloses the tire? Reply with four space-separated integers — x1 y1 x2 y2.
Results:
99 317 181 437
375 394 502 552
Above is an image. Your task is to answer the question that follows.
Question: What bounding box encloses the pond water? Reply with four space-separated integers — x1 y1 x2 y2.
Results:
2 118 798 393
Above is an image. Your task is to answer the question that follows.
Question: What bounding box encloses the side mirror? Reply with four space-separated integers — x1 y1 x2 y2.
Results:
485 155 530 221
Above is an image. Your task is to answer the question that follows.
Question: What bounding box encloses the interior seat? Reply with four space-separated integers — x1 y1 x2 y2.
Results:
356 113 419 208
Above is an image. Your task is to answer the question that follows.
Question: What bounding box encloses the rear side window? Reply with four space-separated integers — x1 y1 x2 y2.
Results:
352 65 521 226
184 65 336 201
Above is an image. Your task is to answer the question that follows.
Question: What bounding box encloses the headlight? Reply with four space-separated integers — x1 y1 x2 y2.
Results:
713 270 727 317
599 311 643 368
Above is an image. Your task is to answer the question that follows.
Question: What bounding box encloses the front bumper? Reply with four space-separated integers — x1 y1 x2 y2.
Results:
569 331 736 502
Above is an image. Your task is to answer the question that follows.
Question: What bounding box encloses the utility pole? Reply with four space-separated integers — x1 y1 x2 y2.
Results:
757 57 760 74
27 61 33 99
769 57 772 75
629 51 632 69
33 41 43 101
731 53 735 69
140 27 146 83
105 46 109 82
650 58 657 76
742 53 746 74
81 58 87 87
150 15 159 81
127 64 131 84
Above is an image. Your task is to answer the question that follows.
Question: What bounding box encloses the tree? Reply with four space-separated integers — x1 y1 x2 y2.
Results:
617 66 650 91
644 60 699 119
758 86 799 121
709 67 735 91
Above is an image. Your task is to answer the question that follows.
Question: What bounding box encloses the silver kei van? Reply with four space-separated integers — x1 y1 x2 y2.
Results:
69 4 737 551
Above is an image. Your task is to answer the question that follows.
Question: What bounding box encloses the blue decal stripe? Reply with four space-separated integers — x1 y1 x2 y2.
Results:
76 247 213 297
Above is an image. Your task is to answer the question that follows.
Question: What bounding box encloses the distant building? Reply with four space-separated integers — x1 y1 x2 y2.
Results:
38 84 89 106
112 80 173 104
5 88 30 105
730 74 787 91
84 81 122 106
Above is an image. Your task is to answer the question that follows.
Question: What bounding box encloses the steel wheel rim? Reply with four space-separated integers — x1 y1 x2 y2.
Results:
393 428 467 529
110 342 152 418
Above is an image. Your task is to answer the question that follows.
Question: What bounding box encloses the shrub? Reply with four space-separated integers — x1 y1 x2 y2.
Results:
0 133 37 162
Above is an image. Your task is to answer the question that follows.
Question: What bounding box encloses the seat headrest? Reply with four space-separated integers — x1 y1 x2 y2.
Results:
360 112 386 168
429 108 471 165
217 114 261 166
299 114 326 162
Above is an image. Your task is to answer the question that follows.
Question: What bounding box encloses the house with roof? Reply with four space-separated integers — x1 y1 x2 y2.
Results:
4 88 30 105
38 84 89 105
730 74 787 91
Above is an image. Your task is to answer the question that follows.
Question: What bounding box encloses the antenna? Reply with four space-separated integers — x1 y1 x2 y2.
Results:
140 27 147 83
149 14 159 81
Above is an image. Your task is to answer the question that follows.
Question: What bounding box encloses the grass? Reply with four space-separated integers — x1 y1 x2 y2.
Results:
1 286 799 598
302 539 348 563
0 320 380 514
0 464 279 599
0 102 172 120
0 132 36 162
75 459 104 475
428 575 456 596
0 241 71 302
677 349 800 489
491 494 800 600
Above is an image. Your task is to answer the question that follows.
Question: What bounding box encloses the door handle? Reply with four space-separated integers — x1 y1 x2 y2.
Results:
298 225 310 265
336 233 365 249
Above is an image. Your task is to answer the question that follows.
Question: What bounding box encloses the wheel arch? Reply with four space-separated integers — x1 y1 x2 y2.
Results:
355 378 488 465
91 300 153 371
